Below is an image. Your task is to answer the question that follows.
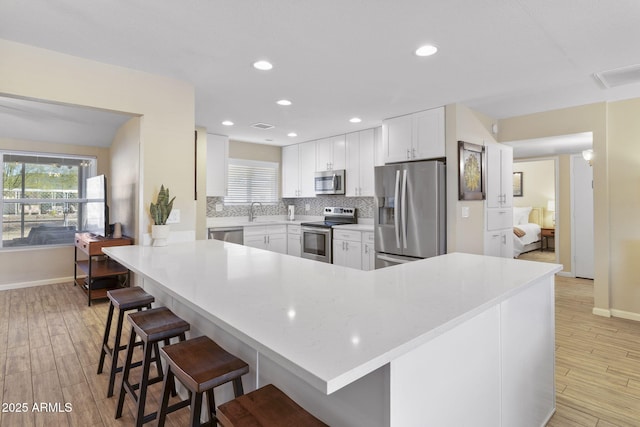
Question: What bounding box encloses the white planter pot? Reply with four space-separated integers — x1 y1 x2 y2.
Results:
151 224 170 247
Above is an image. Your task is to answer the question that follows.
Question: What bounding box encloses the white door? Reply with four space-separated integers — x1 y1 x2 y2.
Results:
572 154 594 279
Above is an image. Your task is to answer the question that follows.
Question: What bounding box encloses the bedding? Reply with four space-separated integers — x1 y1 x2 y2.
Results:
513 222 541 257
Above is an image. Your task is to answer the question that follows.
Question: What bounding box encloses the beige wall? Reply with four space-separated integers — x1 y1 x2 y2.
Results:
606 98 640 316
498 102 613 315
1 39 195 286
513 159 555 227
446 104 498 255
110 116 141 239
195 128 208 240
0 137 110 287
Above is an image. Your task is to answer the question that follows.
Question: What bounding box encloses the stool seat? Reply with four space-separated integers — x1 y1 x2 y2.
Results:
217 384 327 427
108 286 154 310
128 306 190 342
98 286 154 398
156 335 249 427
161 335 250 393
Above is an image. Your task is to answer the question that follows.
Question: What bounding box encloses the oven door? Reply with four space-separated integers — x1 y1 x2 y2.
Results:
301 226 332 263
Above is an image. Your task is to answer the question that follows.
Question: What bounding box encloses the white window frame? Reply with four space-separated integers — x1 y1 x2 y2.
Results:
1 150 97 248
224 158 279 205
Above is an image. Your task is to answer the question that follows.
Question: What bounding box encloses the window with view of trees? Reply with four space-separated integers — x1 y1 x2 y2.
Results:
1 151 97 248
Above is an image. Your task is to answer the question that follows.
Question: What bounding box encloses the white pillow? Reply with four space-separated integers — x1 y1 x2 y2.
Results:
513 206 532 225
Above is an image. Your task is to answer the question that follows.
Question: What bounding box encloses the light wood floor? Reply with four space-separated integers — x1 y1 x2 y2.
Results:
0 283 191 427
1 277 639 426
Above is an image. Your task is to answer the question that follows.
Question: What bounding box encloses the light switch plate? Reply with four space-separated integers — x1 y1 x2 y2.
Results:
461 206 470 218
215 203 223 212
167 209 180 224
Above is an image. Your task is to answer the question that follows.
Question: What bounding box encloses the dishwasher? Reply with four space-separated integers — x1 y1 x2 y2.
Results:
208 227 243 245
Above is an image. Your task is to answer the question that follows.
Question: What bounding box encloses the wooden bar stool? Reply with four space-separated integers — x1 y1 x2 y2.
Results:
155 335 250 427
115 306 190 427
97 286 155 397
217 384 327 426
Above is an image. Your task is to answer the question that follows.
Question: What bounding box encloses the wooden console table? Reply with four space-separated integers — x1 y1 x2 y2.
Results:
74 233 133 306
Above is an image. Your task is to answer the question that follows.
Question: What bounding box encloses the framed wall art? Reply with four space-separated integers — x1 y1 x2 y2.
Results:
513 171 523 197
458 141 485 200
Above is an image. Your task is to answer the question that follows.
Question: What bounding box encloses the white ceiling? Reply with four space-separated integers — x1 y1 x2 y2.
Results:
1 1 640 147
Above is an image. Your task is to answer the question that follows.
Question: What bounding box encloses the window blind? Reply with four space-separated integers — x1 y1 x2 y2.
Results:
224 158 279 204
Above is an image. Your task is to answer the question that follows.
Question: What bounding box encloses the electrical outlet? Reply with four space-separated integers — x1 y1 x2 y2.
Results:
215 203 223 212
166 209 180 224
305 204 310 212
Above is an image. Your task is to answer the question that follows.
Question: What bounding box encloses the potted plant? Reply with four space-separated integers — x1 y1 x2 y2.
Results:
150 185 175 246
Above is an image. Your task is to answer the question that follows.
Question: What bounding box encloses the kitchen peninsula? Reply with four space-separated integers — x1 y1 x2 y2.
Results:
104 240 561 427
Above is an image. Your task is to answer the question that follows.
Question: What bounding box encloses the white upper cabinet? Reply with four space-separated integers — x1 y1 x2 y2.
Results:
283 141 317 198
346 128 375 197
282 144 300 198
206 133 229 196
383 106 445 163
485 143 513 209
316 135 346 171
299 141 317 197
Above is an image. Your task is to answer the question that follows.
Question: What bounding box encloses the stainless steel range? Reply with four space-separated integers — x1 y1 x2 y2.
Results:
301 207 357 263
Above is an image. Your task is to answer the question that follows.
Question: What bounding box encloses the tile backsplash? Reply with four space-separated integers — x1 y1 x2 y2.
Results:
207 196 374 219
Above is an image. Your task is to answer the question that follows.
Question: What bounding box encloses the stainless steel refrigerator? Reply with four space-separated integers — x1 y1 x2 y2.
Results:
374 160 446 268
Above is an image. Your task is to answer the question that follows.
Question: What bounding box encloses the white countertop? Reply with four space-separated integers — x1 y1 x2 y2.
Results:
104 242 560 394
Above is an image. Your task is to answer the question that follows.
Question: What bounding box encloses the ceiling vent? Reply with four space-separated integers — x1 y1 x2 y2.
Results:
251 122 275 130
593 64 640 89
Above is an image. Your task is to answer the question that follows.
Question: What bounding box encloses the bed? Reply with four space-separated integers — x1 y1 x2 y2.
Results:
513 207 543 258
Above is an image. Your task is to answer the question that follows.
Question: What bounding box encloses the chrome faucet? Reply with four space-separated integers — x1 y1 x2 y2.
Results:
249 202 262 222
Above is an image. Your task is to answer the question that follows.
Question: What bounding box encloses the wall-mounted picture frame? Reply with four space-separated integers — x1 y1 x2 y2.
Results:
513 171 523 197
458 141 485 200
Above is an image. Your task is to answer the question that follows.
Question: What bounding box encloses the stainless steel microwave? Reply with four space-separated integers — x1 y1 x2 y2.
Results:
315 170 345 195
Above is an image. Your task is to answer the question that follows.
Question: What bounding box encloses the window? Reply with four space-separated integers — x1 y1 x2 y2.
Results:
224 158 279 204
1 151 97 248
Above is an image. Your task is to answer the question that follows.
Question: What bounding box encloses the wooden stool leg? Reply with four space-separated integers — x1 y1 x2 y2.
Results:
189 391 203 427
115 328 137 419
97 302 115 374
134 341 154 427
106 308 126 397
206 389 217 424
232 377 244 397
156 367 175 427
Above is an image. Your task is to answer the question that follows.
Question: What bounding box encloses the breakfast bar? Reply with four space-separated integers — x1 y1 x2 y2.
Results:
104 240 561 427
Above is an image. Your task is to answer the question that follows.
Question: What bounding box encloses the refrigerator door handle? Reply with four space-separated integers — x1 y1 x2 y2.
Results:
377 254 413 264
401 169 408 249
394 170 401 248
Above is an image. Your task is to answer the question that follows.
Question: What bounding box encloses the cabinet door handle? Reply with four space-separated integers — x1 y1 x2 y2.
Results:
412 148 416 158
406 149 411 159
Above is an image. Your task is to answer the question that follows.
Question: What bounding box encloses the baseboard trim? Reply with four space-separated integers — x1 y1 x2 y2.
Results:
556 271 574 278
610 309 640 322
0 276 74 292
592 307 611 318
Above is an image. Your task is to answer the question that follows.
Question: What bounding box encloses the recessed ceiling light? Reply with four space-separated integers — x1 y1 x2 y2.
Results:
349 117 362 123
287 132 298 137
221 120 234 126
253 60 273 71
277 99 292 106
415 44 438 57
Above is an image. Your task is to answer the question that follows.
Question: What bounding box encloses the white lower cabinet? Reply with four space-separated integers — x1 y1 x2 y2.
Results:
243 225 287 254
287 225 301 257
333 229 363 270
362 232 375 271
